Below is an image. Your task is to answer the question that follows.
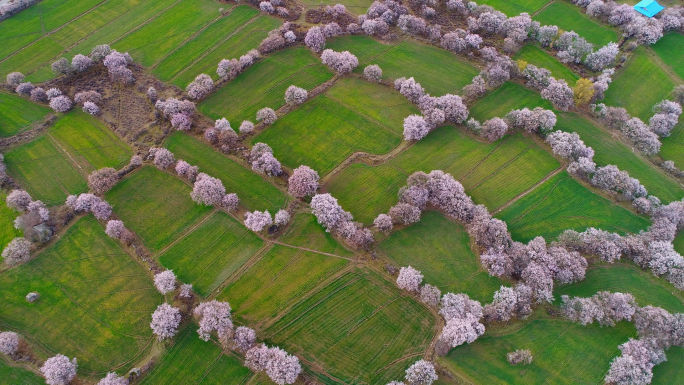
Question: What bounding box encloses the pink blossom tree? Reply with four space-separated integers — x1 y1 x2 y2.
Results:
88 167 118 195
15 82 34 95
405 359 437 385
30 87 47 102
222 193 239 211
244 210 273 232
403 115 430 140
373 213 393 233
246 345 302 385
6 72 24 85
75 91 102 105
186 74 214 100
105 220 125 239
82 102 99 115
274 210 290 227
0 331 19 355
150 148 175 169
191 173 226 206
541 78 574 111
154 270 177 294
194 300 234 345
388 203 421 225
97 372 128 385
239 120 255 134
320 49 359 74
49 95 72 113
310 193 352 231
92 200 112 220
175 160 199 182
284 85 307 105
396 266 423 292
305 27 326 52
6 190 32 212
71 54 93 72
41 354 78 385
364 65 382 82
481 117 508 141
420 284 441 307
2 238 31 266
150 303 181 341
288 165 319 198
256 107 277 124
233 326 256 352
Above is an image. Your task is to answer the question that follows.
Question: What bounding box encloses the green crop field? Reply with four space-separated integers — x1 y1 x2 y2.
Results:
168 15 281 88
158 211 264 297
379 211 504 302
653 347 684 385
534 2 619 47
0 92 51 137
266 268 436 384
604 47 676 121
0 360 43 385
325 77 421 135
651 33 684 79
279 213 354 257
660 123 684 169
106 166 211 252
469 82 554 121
219 245 349 325
475 0 549 16
49 111 132 171
251 94 401 175
675 232 684 254
165 132 287 212
514 45 579 84
498 171 650 242
0 216 159 373
326 129 559 224
555 113 684 202
326 36 481 96
441 312 636 385
555 264 684 313
199 46 334 124
140 327 252 385
0 192 22 251
4 136 87 205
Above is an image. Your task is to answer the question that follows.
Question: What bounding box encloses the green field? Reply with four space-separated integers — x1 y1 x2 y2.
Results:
49 111 132 171
106 166 211 252
0 192 22 251
199 46 334 124
266 268 436 384
279 213 354 257
326 36 481 96
498 171 650 242
379 211 504 303
165 132 287 212
326 77 421 135
555 264 684 313
651 33 684 79
140 327 252 385
660 122 684 169
300 0 375 14
158 211 264 297
555 113 683 202
251 94 401 176
475 0 549 16
153 5 281 88
675 232 684 254
4 136 87 205
534 2 619 47
653 347 684 385
0 93 51 138
604 47 676 121
0 216 159 373
0 360 43 385
514 45 579 84
441 312 636 385
219 245 348 325
326 129 559 224
469 82 554 121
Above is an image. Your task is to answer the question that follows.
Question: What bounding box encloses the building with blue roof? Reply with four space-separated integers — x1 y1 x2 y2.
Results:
633 0 665 18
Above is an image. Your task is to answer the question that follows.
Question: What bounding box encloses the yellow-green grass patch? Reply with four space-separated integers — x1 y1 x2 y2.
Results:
106 166 212 252
327 36 480 95
379 211 504 303
251 94 401 175
0 216 160 373
476 0 550 16
0 93 51 137
326 129 559 224
325 77 421 135
534 2 619 47
4 136 87 205
652 347 684 385
166 14 282 88
604 47 676 121
555 112 683 202
0 360 43 385
675 232 684 254
165 132 287 212
469 81 554 121
199 46 334 124
279 213 354 257
651 33 684 79
158 211 264 297
555 263 684 313
218 245 348 325
440 312 636 385
266 268 436 384
140 326 252 385
0 192 22 251
49 111 132 171
113 0 224 67
498 171 650 242
514 45 579 84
